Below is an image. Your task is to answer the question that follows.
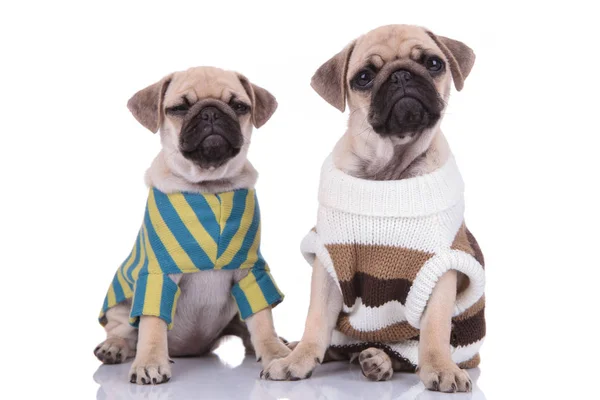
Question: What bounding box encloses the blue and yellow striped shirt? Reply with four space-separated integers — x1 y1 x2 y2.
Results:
99 188 283 329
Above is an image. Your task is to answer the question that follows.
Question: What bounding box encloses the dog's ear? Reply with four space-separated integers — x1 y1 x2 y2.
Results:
311 41 356 112
427 32 475 91
127 74 173 133
237 74 278 128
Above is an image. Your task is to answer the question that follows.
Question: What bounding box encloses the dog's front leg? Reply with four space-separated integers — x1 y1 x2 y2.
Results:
129 316 171 385
262 259 342 380
245 308 291 368
417 270 472 392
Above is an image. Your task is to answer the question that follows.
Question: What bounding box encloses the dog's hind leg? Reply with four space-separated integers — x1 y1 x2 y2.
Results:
94 302 137 364
358 348 393 381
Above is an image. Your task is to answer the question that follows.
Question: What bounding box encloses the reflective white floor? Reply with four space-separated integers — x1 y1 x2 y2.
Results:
93 341 485 400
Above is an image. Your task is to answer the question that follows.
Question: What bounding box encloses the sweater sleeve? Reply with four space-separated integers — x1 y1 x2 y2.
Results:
231 261 284 320
404 249 485 329
129 272 181 329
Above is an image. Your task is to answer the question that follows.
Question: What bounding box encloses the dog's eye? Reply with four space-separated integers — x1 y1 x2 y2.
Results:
232 102 250 115
426 56 445 73
166 104 189 115
351 69 375 90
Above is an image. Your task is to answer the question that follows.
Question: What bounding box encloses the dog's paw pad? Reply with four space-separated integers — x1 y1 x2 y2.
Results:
129 360 172 385
256 338 292 368
359 348 393 381
261 347 320 381
418 363 472 392
94 337 130 365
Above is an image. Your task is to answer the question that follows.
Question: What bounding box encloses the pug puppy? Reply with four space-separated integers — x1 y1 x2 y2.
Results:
262 25 485 393
94 67 290 384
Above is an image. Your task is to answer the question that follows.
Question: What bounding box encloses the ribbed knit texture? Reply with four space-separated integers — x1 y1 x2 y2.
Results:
99 188 283 329
301 155 485 368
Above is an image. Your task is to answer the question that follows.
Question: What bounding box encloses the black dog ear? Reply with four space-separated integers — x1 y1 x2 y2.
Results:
237 74 278 128
127 74 173 133
310 41 356 112
427 31 475 91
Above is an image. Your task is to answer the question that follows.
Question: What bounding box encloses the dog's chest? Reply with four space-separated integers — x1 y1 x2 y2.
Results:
166 270 244 356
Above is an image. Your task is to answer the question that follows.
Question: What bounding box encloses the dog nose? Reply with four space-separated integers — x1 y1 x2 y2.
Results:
200 107 221 123
391 70 412 84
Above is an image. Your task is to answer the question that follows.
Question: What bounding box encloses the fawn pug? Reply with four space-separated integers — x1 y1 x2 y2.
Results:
262 25 485 393
95 67 290 384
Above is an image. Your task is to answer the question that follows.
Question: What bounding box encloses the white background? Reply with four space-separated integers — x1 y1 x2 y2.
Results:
1 1 599 398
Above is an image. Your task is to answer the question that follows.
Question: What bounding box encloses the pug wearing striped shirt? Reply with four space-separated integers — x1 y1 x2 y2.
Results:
262 25 485 393
94 67 290 384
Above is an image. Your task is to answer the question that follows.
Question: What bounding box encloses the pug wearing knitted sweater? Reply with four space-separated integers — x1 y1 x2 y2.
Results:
94 67 290 384
262 25 485 393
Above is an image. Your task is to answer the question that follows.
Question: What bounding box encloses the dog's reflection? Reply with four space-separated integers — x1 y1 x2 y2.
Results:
94 354 244 400
94 342 485 400
250 367 484 400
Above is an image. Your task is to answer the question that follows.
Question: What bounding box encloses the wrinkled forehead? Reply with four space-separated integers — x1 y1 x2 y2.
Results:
348 26 442 76
165 67 249 104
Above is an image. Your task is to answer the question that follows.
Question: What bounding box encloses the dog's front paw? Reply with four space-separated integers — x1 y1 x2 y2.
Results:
261 343 321 381
94 337 132 364
255 338 292 368
418 362 472 392
359 348 393 381
129 355 172 385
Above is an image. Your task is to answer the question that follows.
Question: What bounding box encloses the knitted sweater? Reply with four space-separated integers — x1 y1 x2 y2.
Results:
301 155 485 369
99 188 283 329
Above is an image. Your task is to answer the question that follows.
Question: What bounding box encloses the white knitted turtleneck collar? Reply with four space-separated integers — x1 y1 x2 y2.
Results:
318 155 464 217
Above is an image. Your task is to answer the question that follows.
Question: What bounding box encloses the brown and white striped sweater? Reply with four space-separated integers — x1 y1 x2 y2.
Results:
301 155 485 370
